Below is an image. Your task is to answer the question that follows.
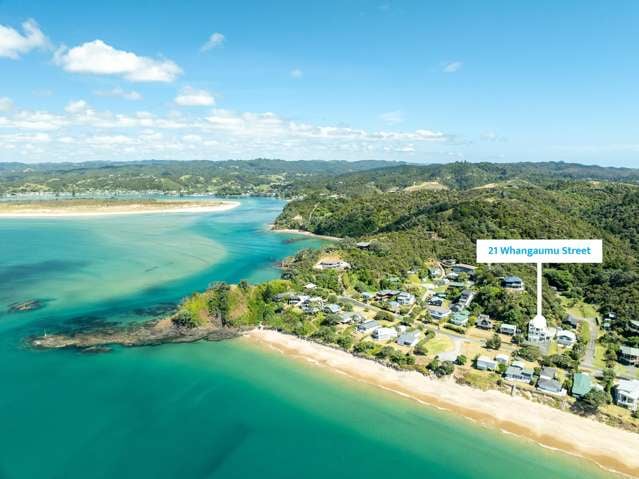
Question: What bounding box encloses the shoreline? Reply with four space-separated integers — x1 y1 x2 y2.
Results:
244 328 639 479
0 201 240 218
267 224 342 241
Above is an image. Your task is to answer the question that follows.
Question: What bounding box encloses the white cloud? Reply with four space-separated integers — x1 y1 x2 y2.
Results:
65 100 89 114
201 32 225 51
290 68 303 79
442 61 463 73
379 110 403 125
54 40 182 82
174 86 215 106
0 19 49 59
94 87 142 101
0 97 13 111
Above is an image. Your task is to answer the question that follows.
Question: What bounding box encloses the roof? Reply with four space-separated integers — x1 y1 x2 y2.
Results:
617 380 639 397
504 275 523 283
538 378 563 392
530 314 547 329
541 367 556 378
398 331 420 342
620 345 639 356
572 373 592 396
477 355 497 364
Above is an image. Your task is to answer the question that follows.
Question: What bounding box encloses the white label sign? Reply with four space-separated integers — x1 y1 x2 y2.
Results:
476 239 603 264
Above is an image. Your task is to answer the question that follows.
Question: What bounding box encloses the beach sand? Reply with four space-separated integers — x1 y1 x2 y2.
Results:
245 328 639 478
0 200 240 218
267 224 342 241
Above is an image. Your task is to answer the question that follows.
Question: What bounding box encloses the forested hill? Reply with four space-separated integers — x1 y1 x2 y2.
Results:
0 159 401 196
2 159 639 197
275 180 639 339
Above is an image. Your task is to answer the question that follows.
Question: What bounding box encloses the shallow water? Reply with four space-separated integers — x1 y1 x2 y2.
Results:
0 197 614 478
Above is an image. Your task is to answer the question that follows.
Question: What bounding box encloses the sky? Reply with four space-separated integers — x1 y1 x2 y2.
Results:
0 0 638 166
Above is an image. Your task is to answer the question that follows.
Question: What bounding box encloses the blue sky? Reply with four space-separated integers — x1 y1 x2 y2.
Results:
0 0 638 166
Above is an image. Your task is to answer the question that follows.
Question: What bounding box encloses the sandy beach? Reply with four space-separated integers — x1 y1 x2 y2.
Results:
267 224 342 241
245 328 639 479
0 200 240 218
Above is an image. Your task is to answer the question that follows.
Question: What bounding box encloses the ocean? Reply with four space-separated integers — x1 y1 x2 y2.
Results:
0 197 613 478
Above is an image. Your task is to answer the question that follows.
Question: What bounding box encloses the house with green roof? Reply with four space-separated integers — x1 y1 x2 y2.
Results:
572 372 593 398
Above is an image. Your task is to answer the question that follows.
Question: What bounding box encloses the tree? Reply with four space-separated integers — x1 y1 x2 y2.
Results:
374 310 394 322
578 389 609 414
455 355 467 366
485 333 502 350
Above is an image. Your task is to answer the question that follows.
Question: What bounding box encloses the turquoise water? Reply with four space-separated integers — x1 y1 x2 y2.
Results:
0 198 613 478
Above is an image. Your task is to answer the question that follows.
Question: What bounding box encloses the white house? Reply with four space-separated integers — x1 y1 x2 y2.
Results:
323 304 341 314
476 356 498 371
396 292 416 306
358 320 380 333
615 380 639 411
556 329 577 347
373 327 398 341
499 323 517 335
304 283 317 290
397 330 421 347
528 315 552 343
504 362 534 383
316 260 351 271
495 354 510 365
428 306 451 322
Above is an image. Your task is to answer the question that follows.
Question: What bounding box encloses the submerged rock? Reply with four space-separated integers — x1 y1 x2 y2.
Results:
8 299 45 313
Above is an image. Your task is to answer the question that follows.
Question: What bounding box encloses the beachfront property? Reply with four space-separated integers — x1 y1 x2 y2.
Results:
539 367 557 381
397 330 421 347
495 354 510 365
502 275 524 290
572 372 593 398
450 311 470 327
615 380 639 411
355 241 371 249
537 378 566 396
428 306 451 322
323 303 341 314
301 297 323 314
358 320 380 333
499 323 517 335
373 327 398 341
556 329 577 347
619 345 639 366
476 356 498 371
315 259 351 271
528 315 552 343
476 314 493 330
504 362 535 383
376 289 400 300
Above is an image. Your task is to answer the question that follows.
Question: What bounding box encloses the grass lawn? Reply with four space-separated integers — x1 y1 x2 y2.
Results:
593 344 607 369
425 334 454 355
561 297 599 319
460 370 500 390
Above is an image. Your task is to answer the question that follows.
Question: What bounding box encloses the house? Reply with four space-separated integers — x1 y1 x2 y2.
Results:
556 329 577 347
476 356 498 371
288 294 310 305
356 241 371 249
503 275 524 290
323 303 341 314
572 372 593 398
429 267 442 278
619 345 639 366
563 315 579 328
396 292 416 306
540 367 557 381
528 315 552 343
373 327 398 340
437 351 459 362
339 312 364 324
504 363 534 383
358 320 380 333
428 296 444 307
499 323 517 335
452 263 477 276
387 301 400 312
361 292 375 301
602 313 615 330
615 380 639 411
450 311 470 327
457 289 475 309
476 314 493 330
376 289 400 300
304 283 317 290
495 354 510 365
274 292 294 302
629 320 639 334
316 260 351 271
397 330 421 347
301 298 323 314
537 378 566 396
428 306 451 322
